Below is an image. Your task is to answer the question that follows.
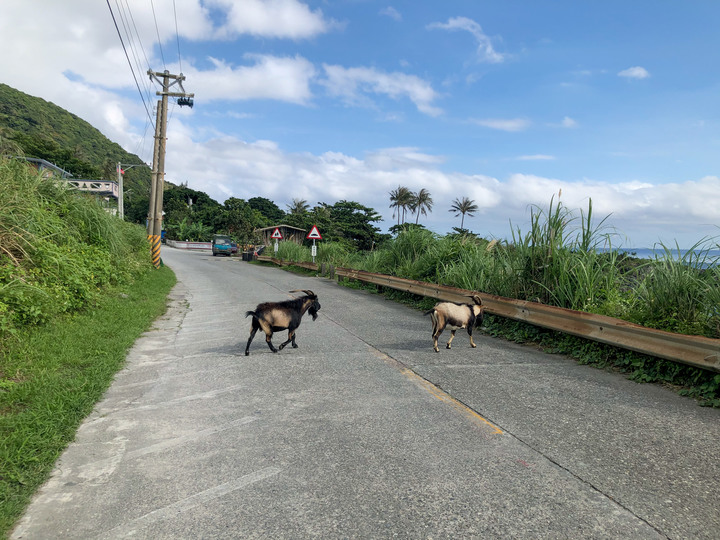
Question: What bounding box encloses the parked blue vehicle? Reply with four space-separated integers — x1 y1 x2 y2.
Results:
211 235 233 256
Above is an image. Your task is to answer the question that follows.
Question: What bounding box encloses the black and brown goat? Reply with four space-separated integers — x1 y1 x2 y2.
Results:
245 290 321 356
424 295 484 353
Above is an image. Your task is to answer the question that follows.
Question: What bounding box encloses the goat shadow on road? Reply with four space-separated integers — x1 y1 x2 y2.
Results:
379 341 461 354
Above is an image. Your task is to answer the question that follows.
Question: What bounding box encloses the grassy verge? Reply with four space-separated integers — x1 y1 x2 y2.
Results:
0 266 176 537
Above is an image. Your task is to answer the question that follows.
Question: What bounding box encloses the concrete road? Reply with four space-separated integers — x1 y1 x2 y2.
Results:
12 248 720 539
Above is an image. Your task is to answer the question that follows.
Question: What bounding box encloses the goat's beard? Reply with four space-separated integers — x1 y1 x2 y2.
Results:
309 307 319 321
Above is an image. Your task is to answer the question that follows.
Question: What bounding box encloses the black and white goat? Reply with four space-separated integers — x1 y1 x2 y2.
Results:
244 290 321 356
424 295 484 353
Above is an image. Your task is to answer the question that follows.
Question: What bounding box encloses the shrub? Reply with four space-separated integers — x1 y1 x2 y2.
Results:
0 157 152 342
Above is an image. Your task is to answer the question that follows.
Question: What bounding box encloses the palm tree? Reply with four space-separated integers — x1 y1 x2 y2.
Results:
449 196 479 230
287 198 310 215
389 186 413 226
410 188 434 224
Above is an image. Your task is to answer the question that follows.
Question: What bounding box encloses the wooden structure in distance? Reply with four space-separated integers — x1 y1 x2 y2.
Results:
255 225 307 246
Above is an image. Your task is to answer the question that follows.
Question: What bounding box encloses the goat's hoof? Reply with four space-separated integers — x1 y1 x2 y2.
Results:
292 343 298 349
446 344 452 349
471 344 477 348
433 348 439 353
245 352 250 356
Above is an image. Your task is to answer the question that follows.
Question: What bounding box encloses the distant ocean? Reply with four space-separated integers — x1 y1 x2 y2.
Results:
599 247 720 267
613 247 720 260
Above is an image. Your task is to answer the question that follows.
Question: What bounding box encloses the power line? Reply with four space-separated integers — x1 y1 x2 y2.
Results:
173 0 183 73
121 0 151 70
105 0 155 128
115 0 152 104
115 0 156 155
149 0 166 70
133 114 153 161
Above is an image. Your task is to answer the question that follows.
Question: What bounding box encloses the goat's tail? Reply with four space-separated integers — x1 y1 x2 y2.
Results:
245 310 257 319
423 309 435 316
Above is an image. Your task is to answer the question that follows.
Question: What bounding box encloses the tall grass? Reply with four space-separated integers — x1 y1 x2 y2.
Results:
275 241 311 263
0 159 150 338
274 239 366 268
0 157 152 340
317 241 364 268
630 238 720 335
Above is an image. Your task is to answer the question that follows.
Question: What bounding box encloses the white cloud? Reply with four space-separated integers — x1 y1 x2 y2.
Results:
428 17 506 63
472 118 530 132
365 147 445 170
212 0 332 39
618 66 650 79
321 65 442 116
503 174 720 244
379 7 402 21
187 55 316 103
547 116 578 128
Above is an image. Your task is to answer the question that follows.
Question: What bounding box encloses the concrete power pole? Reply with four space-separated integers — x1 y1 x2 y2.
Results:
117 161 148 220
146 69 194 268
116 162 124 219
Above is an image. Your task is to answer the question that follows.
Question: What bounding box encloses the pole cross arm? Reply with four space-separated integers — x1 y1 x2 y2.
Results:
158 91 195 98
147 69 185 81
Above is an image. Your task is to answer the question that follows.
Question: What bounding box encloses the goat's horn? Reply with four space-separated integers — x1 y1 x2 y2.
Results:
468 295 483 305
290 289 315 296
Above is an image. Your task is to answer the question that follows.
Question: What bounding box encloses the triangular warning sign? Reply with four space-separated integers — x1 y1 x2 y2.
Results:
270 228 283 239
306 225 322 240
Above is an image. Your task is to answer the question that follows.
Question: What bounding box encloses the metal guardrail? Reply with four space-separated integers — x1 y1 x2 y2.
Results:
256 256 720 373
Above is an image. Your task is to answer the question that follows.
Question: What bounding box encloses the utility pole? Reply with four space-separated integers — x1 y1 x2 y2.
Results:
116 162 148 220
116 163 124 219
146 69 194 268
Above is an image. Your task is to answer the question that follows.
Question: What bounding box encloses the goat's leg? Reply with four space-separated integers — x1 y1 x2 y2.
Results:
432 327 443 353
467 327 477 348
430 313 442 352
245 321 260 356
256 321 277 353
446 329 457 349
278 329 296 351
265 332 278 353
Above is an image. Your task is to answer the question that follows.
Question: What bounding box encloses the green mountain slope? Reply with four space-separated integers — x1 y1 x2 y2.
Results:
0 83 151 196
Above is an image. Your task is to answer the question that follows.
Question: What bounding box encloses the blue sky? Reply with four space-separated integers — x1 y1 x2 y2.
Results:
1 0 719 248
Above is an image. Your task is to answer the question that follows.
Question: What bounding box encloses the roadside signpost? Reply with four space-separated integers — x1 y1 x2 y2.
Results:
306 225 322 263
271 227 283 254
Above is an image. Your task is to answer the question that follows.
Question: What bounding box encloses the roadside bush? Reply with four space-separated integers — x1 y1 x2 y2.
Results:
630 239 720 337
0 157 152 341
275 241 311 262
